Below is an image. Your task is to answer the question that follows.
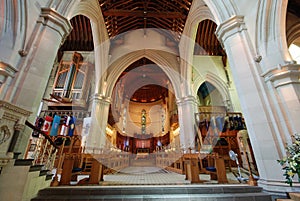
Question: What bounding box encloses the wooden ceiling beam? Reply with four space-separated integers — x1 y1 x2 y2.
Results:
103 9 184 18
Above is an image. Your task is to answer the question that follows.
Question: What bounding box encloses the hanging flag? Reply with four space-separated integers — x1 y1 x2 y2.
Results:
41 116 53 135
81 117 91 136
68 116 76 136
50 115 61 136
60 115 71 136
32 117 44 138
81 117 91 148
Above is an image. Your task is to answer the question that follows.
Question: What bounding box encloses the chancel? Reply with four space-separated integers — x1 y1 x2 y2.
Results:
0 0 299 201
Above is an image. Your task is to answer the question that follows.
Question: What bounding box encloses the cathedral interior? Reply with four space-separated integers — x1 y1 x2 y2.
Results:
0 0 300 201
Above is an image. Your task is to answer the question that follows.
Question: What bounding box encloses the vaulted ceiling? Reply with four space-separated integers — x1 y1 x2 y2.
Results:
115 58 170 103
57 0 300 104
59 0 300 54
98 0 192 40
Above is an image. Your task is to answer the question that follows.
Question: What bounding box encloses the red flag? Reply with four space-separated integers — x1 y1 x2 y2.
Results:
41 116 53 135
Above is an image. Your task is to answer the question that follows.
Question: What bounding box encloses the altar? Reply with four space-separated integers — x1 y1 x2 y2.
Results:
135 148 150 159
116 132 170 154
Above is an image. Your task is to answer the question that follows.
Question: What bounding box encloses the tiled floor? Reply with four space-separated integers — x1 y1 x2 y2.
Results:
76 166 252 186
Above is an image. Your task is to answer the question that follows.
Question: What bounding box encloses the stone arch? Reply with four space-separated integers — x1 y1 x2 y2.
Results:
67 0 109 46
194 72 230 107
182 1 217 42
256 0 293 65
286 22 300 47
66 0 111 96
178 0 235 99
179 2 216 73
203 0 238 23
106 50 182 101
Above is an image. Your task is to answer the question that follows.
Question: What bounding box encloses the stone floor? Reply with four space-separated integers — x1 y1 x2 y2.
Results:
73 166 253 186
41 167 271 201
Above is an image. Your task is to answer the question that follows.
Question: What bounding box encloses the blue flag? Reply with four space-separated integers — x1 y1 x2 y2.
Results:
50 115 61 136
68 116 76 136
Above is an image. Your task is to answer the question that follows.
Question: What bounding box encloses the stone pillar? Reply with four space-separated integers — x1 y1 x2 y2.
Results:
3 7 71 157
263 64 300 134
7 8 72 112
85 94 110 153
7 123 25 154
176 96 198 152
215 16 300 193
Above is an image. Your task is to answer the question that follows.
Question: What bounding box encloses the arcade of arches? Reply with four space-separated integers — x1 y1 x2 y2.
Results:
0 0 300 200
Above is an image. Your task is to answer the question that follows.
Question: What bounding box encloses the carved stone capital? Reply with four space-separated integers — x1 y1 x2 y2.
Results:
92 93 111 105
14 124 25 131
0 61 18 84
261 64 300 88
176 95 197 106
215 15 246 45
37 7 72 41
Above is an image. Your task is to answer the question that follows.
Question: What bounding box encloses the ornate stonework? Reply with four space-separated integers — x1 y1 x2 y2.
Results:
0 126 10 145
0 101 31 163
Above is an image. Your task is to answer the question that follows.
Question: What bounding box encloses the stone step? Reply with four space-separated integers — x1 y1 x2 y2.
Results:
32 185 272 201
14 159 34 166
14 159 53 181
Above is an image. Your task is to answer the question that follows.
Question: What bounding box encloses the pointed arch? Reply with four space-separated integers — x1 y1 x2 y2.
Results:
256 0 293 65
106 50 182 101
67 0 109 46
286 21 300 47
193 71 230 106
203 0 238 23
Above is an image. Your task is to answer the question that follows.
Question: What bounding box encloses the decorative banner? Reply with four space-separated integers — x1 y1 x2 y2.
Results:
68 116 76 136
32 117 44 138
60 115 71 136
81 117 91 136
50 115 61 136
41 116 53 135
81 117 91 148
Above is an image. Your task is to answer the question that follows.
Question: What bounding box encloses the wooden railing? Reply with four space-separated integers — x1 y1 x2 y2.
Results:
40 110 91 121
25 120 59 170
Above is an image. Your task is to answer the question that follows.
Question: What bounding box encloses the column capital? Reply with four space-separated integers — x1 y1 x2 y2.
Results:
0 62 18 78
0 61 18 85
176 95 197 105
14 124 25 131
37 7 72 40
261 64 300 88
92 93 111 104
215 15 246 44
